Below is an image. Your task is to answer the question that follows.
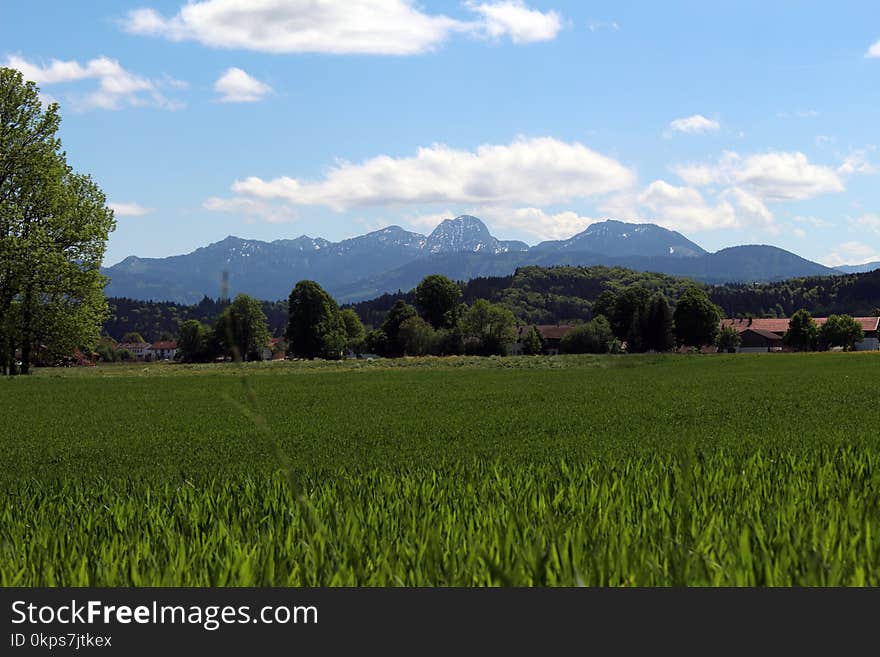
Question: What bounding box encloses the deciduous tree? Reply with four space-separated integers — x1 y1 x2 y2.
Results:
286 280 345 360
674 287 721 347
414 274 462 329
783 309 818 352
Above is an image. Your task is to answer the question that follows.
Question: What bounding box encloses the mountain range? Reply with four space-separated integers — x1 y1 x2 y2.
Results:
103 215 864 304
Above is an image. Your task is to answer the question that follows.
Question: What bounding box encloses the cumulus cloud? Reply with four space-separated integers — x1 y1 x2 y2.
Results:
637 180 737 232
122 0 563 55
203 196 297 223
672 151 844 201
214 67 272 102
866 40 880 58
819 241 880 267
851 213 880 234
225 137 634 210
668 114 720 135
837 148 877 176
109 202 154 217
406 210 459 231
4 54 182 111
466 1 563 43
479 206 602 240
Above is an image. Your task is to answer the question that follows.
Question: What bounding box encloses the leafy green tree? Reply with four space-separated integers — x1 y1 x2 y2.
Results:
560 316 614 354
340 308 366 353
286 280 346 359
364 329 389 355
95 336 118 363
414 275 462 329
716 325 742 352
591 289 617 321
462 300 517 356
521 325 544 355
178 320 210 363
818 314 863 351
674 287 721 347
0 68 115 374
609 286 651 343
122 332 146 344
783 309 818 352
380 300 418 356
398 316 435 356
643 294 675 352
216 294 270 361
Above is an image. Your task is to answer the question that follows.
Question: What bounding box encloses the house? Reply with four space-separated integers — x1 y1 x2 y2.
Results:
149 340 178 361
720 316 880 351
736 328 783 353
116 342 152 360
261 337 287 361
510 325 575 355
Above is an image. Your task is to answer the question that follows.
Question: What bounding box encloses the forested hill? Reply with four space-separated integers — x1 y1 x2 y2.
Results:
103 266 880 341
349 265 880 325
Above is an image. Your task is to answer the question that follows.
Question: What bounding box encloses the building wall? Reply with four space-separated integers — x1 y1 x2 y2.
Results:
855 337 880 351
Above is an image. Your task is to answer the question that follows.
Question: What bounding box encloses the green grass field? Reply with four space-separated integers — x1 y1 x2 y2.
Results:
2 353 879 585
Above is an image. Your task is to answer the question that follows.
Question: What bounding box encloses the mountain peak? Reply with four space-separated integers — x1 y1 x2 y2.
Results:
534 219 707 258
424 215 527 254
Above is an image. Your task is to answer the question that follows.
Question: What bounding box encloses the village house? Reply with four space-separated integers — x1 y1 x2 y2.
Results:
116 342 152 360
510 325 575 355
149 340 178 361
261 337 287 361
720 317 880 352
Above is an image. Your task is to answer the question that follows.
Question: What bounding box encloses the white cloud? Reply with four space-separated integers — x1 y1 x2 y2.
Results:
668 114 720 135
819 241 880 267
479 206 602 240
837 148 877 176
637 180 737 232
123 0 563 55
466 1 563 43
227 137 634 210
851 213 880 234
721 187 774 227
587 20 619 32
214 67 272 102
866 40 880 58
4 54 182 111
673 151 844 201
109 202 154 217
203 196 297 223
406 210 458 231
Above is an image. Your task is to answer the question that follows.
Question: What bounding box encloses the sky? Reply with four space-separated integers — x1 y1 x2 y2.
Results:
2 0 879 267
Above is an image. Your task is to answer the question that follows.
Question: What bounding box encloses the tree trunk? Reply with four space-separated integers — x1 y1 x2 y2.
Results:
20 286 32 375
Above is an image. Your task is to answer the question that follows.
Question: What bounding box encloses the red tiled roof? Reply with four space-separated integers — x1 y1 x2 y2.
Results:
151 341 177 350
721 317 879 334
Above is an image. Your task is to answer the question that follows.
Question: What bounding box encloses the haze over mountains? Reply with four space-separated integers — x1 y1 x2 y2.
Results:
103 215 859 304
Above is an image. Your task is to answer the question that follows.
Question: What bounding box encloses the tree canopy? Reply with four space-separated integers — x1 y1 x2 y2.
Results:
783 309 818 352
674 287 722 347
414 274 462 329
286 280 346 360
1 67 116 374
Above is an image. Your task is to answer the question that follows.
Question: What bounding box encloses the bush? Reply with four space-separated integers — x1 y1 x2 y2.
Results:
561 317 615 354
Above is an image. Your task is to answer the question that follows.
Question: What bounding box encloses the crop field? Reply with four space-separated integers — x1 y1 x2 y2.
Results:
2 353 880 586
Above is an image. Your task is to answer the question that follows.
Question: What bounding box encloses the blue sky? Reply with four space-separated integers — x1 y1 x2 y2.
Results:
2 0 879 267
